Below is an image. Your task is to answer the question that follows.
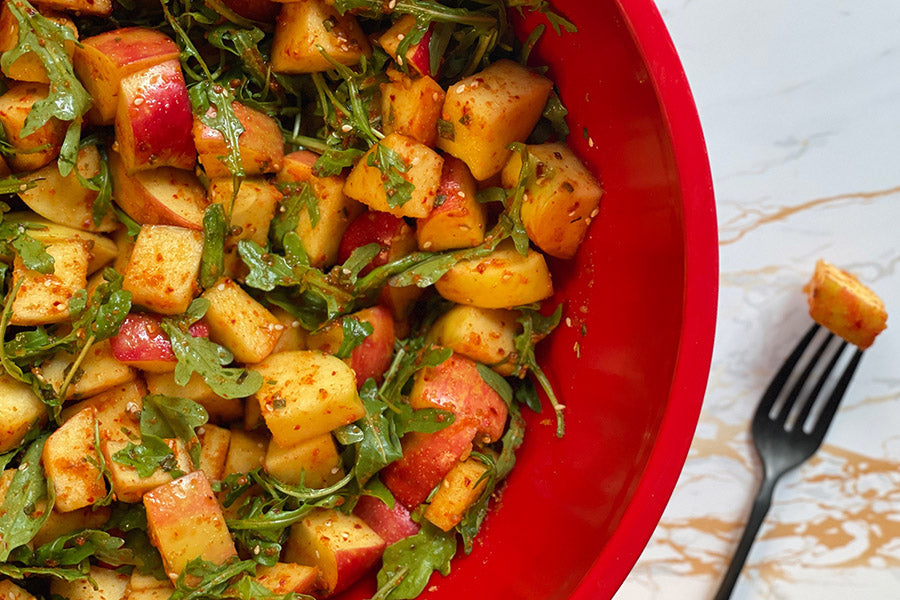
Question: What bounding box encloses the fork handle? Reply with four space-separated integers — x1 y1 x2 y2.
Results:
712 475 778 600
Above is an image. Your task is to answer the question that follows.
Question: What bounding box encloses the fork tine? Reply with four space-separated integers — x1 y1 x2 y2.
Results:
790 339 848 432
809 347 864 441
753 323 821 425
771 330 836 428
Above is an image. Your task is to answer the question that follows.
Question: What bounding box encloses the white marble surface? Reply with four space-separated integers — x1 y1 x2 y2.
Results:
616 1 900 598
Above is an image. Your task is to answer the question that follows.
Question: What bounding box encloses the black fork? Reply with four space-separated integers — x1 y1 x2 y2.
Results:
712 323 865 600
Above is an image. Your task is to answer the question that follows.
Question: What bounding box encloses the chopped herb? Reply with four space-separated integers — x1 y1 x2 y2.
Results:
335 317 374 359
367 142 415 208
200 203 228 289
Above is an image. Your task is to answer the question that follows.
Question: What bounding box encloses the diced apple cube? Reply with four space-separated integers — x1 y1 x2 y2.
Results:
145 371 243 423
376 15 432 76
193 101 284 178
251 351 365 447
501 142 603 259
197 424 231 482
306 305 395 387
409 352 508 443
208 177 280 276
353 495 420 546
11 239 89 326
102 438 192 503
110 151 210 230
271 0 371 74
426 305 519 376
805 259 888 349
115 59 196 173
201 277 283 364
416 156 486 251
0 5 77 84
0 580 36 600
343 132 443 219
252 563 318 596
222 428 267 476
381 69 445 147
0 82 67 171
434 239 553 308
38 340 136 400
437 59 553 180
268 306 308 355
264 434 343 488
144 471 237 582
31 504 111 547
276 150 365 268
4 213 118 274
123 225 203 315
50 566 130 600
283 508 385 596
74 27 179 125
424 455 491 531
60 379 145 443
0 373 47 452
42 406 106 512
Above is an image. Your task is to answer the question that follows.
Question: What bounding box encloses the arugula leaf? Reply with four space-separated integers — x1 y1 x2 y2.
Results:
367 143 415 208
270 181 318 247
508 0 577 35
1 0 91 176
332 0 497 30
373 523 457 600
171 557 258 600
200 203 228 289
113 435 181 478
312 147 365 177
141 394 209 468
0 435 53 561
8 227 55 274
475 363 513 405
335 316 373 359
161 299 263 399
27 529 128 567
0 175 38 195
514 305 564 436
73 140 114 228
191 81 247 177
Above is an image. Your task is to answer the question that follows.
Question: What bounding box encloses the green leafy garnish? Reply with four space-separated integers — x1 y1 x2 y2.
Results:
334 316 374 359
0 435 53 561
367 143 415 208
160 299 263 399
373 523 458 600
1 0 91 176
200 203 228 289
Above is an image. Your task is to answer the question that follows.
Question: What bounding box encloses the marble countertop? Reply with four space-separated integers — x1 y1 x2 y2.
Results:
615 1 900 598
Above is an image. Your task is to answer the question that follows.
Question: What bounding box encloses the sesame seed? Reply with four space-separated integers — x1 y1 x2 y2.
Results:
291 320 300 328
217 283 226 291
341 124 353 132
590 208 599 218
456 84 466 94
397 33 405 41
422 241 433 249
588 137 595 148
274 324 285 331
432 92 439 101
565 317 572 327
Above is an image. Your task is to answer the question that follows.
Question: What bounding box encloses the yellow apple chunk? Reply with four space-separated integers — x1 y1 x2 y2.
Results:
222 428 267 476
805 259 888 349
50 566 130 600
435 240 553 308
271 0 371 74
11 239 90 326
208 177 280 276
42 406 106 512
424 455 491 531
264 434 344 488
60 379 145 443
426 305 519 376
101 438 192 503
145 371 243 423
193 101 284 178
0 5 77 83
252 563 318 596
0 82 68 172
501 143 603 259
201 277 283 364
110 150 209 230
123 225 203 315
251 351 365 447
144 471 237 582
38 340 135 401
0 579 37 600
3 213 118 275
381 69 445 147
0 373 47 452
343 132 444 219
283 508 386 595
437 59 553 180
30 503 111 547
197 424 231 482
416 157 486 251
17 145 118 232
276 150 365 268
269 306 308 354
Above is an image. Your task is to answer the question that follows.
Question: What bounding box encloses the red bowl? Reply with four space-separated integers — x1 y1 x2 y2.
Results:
343 0 717 597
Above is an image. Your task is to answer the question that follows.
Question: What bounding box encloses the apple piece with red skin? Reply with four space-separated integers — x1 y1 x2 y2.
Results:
381 420 478 509
283 508 386 596
219 0 279 23
110 313 209 373
307 305 395 388
408 25 433 76
115 59 196 174
409 352 509 443
353 494 420 546
338 211 422 320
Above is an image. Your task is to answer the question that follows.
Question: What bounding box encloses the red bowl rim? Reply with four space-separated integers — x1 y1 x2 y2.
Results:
570 1 718 597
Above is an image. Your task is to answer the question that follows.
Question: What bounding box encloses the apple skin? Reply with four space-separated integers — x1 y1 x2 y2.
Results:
353 495 420 546
408 25 433 77
115 59 196 173
409 352 509 443
110 313 209 372
307 305 396 388
380 420 478 509
220 0 279 22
